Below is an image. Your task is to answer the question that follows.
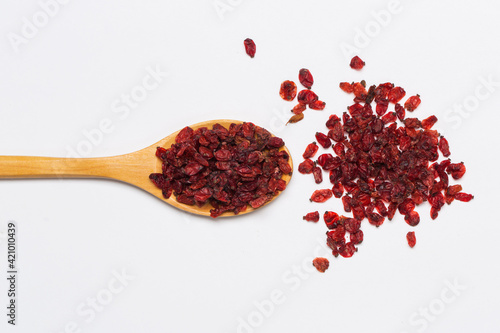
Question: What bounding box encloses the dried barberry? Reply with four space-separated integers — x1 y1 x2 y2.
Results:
298 159 315 174
446 162 466 180
243 38 256 58
447 184 462 196
404 95 421 111
280 80 297 101
353 82 367 99
315 132 332 149
454 192 474 202
381 112 397 124
339 82 353 93
388 86 406 103
310 100 326 110
324 211 340 229
312 166 323 184
405 211 420 227
339 242 357 258
421 115 438 129
350 56 365 70
376 99 389 116
398 198 416 215
303 211 320 222
439 137 451 157
310 189 333 203
299 68 314 89
303 142 319 159
344 218 361 233
350 230 364 244
312 257 329 272
332 181 344 198
406 232 416 248
292 104 306 114
430 206 439 219
297 89 319 105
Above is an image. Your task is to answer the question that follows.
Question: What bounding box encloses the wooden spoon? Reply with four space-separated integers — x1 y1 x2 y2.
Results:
0 119 293 217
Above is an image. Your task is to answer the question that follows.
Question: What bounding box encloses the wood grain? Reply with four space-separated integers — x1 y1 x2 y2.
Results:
0 119 293 217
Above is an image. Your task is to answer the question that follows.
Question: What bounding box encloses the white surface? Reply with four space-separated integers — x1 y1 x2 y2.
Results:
1 0 500 332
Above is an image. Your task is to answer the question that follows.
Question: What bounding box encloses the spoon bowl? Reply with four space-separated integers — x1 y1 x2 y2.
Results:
0 119 293 217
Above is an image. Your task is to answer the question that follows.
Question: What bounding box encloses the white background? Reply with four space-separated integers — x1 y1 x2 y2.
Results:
1 0 500 332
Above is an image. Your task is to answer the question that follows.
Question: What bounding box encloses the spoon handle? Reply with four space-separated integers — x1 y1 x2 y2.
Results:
0 155 121 179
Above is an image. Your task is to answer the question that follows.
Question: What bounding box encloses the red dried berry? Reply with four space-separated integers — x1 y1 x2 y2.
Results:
324 211 340 229
439 137 451 157
298 159 315 174
303 211 320 222
376 99 389 116
344 218 361 233
387 202 398 220
280 80 297 101
367 212 384 227
381 112 397 124
155 146 167 159
327 225 346 242
315 132 331 148
421 115 438 129
249 197 267 209
406 232 416 248
339 242 357 258
374 82 393 101
404 211 420 227
333 142 345 157
299 68 314 89
446 162 466 180
454 192 474 202
350 230 364 244
326 115 341 129
350 56 365 70
312 257 329 273
332 181 344 198
297 89 318 105
339 82 353 93
328 123 345 142
310 100 326 110
317 154 339 170
404 117 421 129
353 82 367 98
175 126 194 143
447 184 463 196
310 189 333 203
428 192 446 210
404 95 421 111
388 86 406 103
292 104 307 114
244 38 256 58
374 199 388 217
342 196 351 213
312 166 323 184
430 206 439 220
395 103 405 121
303 142 319 159
398 198 416 215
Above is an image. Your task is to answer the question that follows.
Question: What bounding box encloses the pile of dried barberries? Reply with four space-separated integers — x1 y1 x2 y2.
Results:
301 67 473 261
280 69 327 124
150 122 291 218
